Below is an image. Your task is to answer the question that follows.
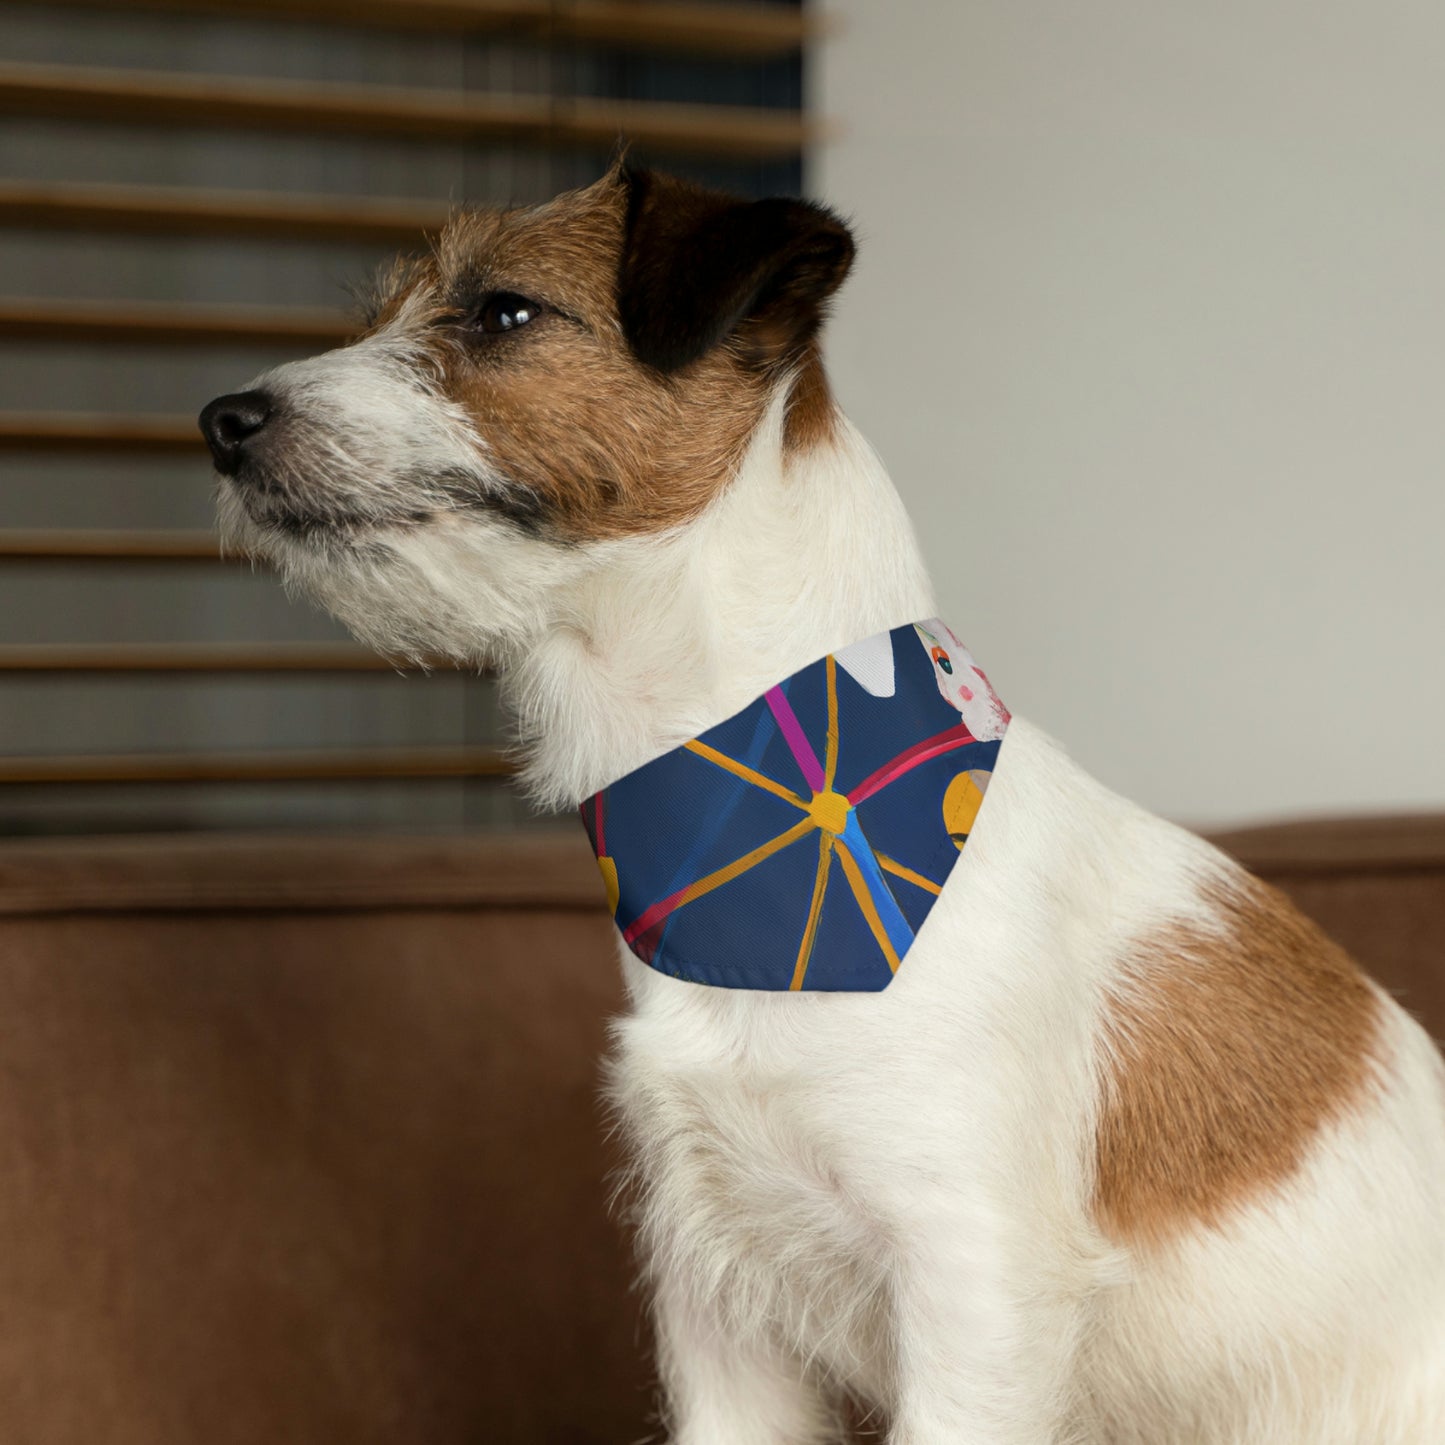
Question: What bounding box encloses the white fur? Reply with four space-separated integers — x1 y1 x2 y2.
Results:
221 351 1445 1442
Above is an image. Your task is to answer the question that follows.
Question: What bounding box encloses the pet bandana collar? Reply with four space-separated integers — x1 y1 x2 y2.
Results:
579 620 1009 992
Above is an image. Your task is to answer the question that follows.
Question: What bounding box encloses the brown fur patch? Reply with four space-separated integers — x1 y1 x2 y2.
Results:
783 341 840 453
363 170 845 540
1094 873 1382 1247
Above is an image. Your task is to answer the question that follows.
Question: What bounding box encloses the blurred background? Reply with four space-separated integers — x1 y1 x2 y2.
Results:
0 3 1441 1443
3 1 1440 839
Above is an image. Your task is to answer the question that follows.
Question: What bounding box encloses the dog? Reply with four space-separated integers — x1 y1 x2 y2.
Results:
200 164 1445 1443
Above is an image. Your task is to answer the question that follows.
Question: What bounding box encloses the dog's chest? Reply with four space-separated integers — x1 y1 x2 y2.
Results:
611 996 895 1388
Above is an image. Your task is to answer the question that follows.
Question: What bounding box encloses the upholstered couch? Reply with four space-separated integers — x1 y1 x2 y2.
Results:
0 819 1438 1443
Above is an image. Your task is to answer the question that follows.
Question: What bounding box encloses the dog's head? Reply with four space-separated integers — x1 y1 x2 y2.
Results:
200 166 854 663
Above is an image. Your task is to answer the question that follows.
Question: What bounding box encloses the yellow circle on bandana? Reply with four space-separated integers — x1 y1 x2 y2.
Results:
806 789 852 836
942 770 990 849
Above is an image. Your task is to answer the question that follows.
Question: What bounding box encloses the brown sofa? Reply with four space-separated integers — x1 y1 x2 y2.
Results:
0 820 1439 1443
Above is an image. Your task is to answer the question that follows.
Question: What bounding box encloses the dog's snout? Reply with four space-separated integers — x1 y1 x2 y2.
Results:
199 390 273 475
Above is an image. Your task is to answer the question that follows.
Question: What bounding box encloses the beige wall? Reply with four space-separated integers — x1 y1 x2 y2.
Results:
813 1 1445 827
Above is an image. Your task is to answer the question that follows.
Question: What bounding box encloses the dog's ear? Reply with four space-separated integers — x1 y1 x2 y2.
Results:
618 167 855 375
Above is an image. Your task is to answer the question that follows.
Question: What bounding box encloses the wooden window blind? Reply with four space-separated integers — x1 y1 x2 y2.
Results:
0 0 815 835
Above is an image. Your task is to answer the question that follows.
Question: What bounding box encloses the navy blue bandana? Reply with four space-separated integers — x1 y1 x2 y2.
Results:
579 620 1009 992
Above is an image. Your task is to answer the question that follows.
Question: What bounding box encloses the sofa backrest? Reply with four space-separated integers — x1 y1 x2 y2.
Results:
0 833 648 1445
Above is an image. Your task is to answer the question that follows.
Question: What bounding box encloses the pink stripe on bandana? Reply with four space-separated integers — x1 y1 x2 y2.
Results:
765 685 826 794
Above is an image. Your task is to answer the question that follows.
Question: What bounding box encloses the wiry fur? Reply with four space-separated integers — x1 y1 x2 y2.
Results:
206 171 1445 1443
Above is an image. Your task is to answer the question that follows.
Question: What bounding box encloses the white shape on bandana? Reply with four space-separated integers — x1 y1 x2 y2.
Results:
833 631 897 697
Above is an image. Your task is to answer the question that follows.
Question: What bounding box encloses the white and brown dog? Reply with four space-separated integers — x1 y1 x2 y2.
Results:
201 166 1445 1443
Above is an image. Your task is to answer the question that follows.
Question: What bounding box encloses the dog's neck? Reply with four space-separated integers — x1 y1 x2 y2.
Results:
505 390 937 810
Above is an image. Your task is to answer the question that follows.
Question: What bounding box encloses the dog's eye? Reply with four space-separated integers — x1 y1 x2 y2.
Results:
473 292 542 335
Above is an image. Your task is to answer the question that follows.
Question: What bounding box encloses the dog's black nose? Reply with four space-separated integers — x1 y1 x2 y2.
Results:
199 390 273 475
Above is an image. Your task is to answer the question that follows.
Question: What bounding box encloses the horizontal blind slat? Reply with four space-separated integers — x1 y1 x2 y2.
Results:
18 0 815 58
0 747 514 784
0 412 201 451
0 530 229 561
0 298 353 347
0 62 818 161
0 644 448 672
0 181 449 244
